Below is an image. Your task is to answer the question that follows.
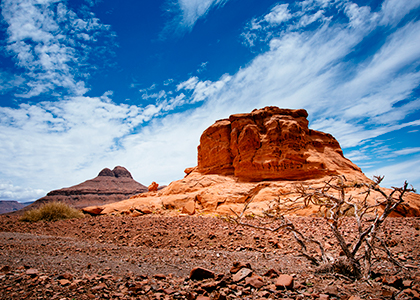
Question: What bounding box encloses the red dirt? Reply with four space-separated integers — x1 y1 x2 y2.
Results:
0 214 419 299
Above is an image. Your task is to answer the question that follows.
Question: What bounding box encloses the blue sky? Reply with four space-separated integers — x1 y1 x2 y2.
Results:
0 0 419 202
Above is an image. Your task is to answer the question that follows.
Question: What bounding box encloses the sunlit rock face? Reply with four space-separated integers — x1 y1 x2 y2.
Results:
84 107 420 218
197 106 362 181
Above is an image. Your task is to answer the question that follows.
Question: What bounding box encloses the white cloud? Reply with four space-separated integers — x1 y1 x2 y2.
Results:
296 9 328 28
299 0 333 12
163 0 229 36
366 155 420 190
197 62 208 73
242 1 333 48
264 4 292 25
0 0 115 97
170 0 420 159
344 3 379 30
177 77 199 91
176 74 231 103
380 0 420 26
1 0 420 201
393 147 420 156
0 182 46 202
0 96 166 198
0 71 25 94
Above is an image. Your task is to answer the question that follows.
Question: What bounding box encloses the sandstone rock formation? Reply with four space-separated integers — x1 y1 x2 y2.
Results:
148 182 159 192
197 107 361 181
20 166 147 213
84 107 420 217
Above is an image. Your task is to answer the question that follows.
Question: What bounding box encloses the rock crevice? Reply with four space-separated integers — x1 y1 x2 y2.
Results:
83 107 420 217
197 106 360 181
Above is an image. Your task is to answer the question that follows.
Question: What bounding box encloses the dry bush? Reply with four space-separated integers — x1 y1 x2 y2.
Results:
229 176 415 280
20 202 85 222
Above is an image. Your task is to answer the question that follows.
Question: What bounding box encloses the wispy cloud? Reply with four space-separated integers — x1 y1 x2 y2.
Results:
0 71 25 94
264 4 293 25
366 155 420 190
0 182 45 202
1 0 115 98
393 147 420 156
0 94 169 195
1 0 420 201
380 0 420 26
162 0 229 36
154 0 420 185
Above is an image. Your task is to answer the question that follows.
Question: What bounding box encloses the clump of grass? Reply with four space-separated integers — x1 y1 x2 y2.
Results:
20 202 85 222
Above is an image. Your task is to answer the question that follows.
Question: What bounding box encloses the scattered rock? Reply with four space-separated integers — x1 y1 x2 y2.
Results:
182 200 195 215
263 268 279 278
91 282 107 291
0 211 419 300
382 275 403 289
319 294 330 300
245 275 265 289
153 273 166 280
25 268 38 276
275 274 294 290
201 280 218 292
148 182 159 192
348 296 362 300
230 262 251 274
403 280 413 288
82 206 104 215
232 268 253 282
0 266 11 273
324 285 339 296
59 279 71 286
57 272 74 280
166 288 178 294
190 267 215 280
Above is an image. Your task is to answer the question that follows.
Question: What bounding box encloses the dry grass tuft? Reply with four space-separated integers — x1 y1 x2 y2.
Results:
20 202 85 222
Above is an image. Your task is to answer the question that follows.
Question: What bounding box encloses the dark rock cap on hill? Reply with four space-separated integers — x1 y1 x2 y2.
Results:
98 166 133 178
17 166 147 213
85 107 420 217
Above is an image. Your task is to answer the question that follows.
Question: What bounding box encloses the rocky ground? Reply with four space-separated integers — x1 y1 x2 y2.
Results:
0 213 419 299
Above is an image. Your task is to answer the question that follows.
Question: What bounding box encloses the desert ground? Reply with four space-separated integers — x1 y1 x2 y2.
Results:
0 213 419 300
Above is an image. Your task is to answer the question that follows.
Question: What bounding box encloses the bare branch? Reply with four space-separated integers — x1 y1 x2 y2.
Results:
225 175 414 280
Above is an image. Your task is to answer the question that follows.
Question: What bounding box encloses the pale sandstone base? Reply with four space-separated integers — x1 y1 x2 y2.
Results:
83 171 420 217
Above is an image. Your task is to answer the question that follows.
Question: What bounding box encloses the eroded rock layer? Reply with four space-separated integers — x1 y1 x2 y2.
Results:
197 106 361 181
20 166 148 212
84 171 420 217
83 107 420 217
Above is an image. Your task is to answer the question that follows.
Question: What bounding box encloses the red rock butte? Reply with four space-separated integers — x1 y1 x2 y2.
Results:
196 106 361 181
84 107 420 217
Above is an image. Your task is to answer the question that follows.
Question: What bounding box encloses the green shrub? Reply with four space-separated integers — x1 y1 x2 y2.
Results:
20 202 85 222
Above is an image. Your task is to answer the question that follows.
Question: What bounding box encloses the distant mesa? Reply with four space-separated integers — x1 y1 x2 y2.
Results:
17 166 147 214
62 107 420 218
0 200 33 215
84 107 420 217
